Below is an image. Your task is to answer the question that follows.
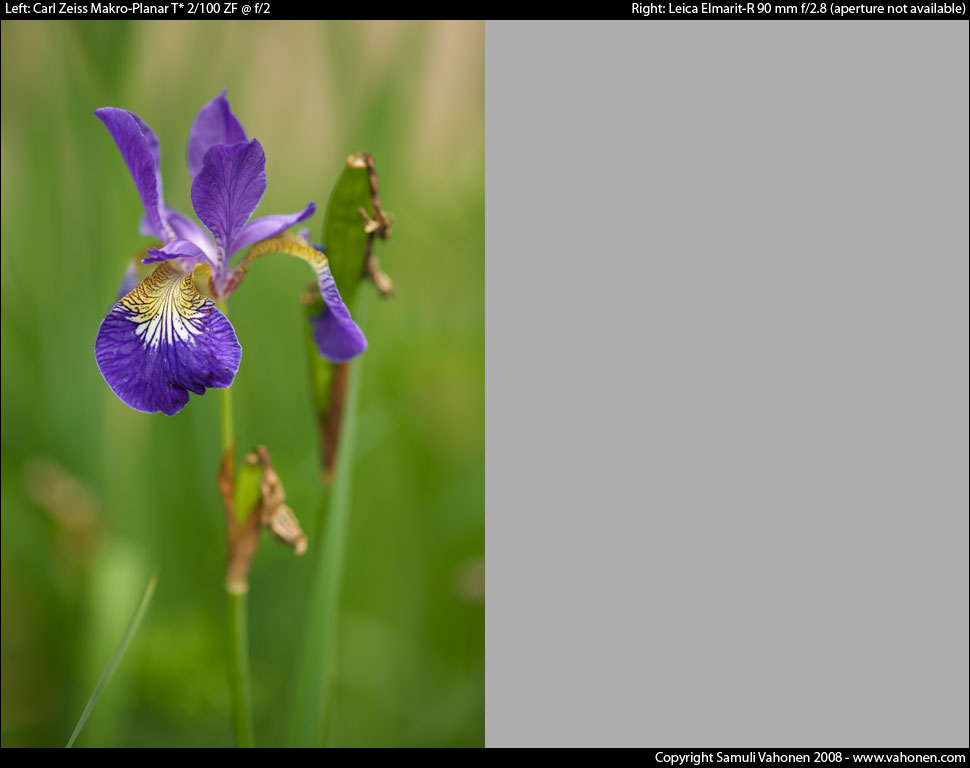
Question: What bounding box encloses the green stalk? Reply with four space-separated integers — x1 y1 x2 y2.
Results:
286 292 368 747
217 298 254 749
285 150 390 746
227 589 253 748
220 371 234 461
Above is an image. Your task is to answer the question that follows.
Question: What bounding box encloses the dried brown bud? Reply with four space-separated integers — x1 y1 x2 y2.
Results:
222 444 308 594
255 446 308 555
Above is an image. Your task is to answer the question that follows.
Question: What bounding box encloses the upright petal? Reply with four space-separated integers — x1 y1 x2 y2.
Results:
95 107 173 241
95 262 241 415
229 202 316 256
129 112 161 166
186 89 248 179
228 233 366 362
191 139 266 257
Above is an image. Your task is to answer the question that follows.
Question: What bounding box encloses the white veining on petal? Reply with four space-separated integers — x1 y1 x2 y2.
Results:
120 263 207 349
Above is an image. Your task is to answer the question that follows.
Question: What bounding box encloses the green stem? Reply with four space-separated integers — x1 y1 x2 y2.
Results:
286 291 369 747
216 298 235 461
227 591 254 748
217 298 254 749
221 378 234 461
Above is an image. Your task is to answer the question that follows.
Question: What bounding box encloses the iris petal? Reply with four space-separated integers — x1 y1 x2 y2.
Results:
186 89 247 179
144 238 210 266
95 262 242 415
191 139 266 259
128 112 161 167
140 207 219 263
229 202 316 256
95 107 173 242
117 260 140 300
309 269 369 362
229 233 367 363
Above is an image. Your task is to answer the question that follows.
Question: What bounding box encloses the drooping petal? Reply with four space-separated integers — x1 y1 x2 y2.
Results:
95 107 173 242
309 265 369 362
95 262 241 416
186 89 247 179
191 139 266 258
228 233 366 363
144 238 210 266
229 202 316 256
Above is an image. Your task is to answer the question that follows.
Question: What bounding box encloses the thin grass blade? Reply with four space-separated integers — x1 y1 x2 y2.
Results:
66 570 158 748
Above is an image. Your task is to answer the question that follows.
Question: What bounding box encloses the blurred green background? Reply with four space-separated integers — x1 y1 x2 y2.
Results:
0 20 484 747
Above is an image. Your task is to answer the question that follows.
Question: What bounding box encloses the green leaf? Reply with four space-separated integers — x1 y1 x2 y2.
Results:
323 153 374 304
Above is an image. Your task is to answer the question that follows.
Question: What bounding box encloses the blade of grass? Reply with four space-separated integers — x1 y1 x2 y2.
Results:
66 570 158 748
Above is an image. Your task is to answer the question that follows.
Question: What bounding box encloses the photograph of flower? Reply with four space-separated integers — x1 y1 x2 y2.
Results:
1 20 484 748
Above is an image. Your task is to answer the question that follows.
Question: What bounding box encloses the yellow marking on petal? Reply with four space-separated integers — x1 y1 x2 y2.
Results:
243 232 327 269
119 262 211 349
192 261 217 301
226 232 329 294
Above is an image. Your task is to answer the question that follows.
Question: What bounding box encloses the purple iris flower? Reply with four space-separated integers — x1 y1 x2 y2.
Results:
93 90 366 416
